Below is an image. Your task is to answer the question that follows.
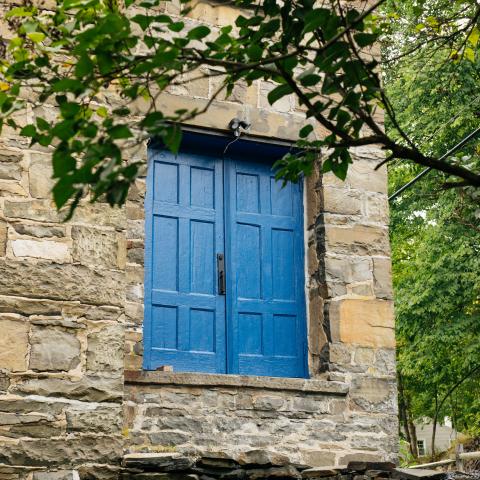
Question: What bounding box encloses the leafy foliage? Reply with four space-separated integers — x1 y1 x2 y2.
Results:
0 0 479 216
385 0 480 444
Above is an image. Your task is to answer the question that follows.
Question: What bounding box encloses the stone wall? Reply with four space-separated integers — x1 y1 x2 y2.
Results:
0 110 127 478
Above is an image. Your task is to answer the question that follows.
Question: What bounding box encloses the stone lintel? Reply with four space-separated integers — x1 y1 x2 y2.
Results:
124 370 349 395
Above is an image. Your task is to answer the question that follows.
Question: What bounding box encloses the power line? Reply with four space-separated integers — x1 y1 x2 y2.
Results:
389 126 480 202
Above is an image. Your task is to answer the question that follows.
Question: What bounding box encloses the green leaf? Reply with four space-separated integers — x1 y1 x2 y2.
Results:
267 84 293 105
75 54 94 78
6 6 34 18
168 22 184 32
353 32 378 48
246 44 263 61
26 32 45 43
299 124 314 138
187 25 210 40
467 27 480 47
464 47 475 62
20 124 36 137
108 124 133 139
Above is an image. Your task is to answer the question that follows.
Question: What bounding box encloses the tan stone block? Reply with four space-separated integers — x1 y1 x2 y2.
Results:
305 169 321 228
29 327 81 372
10 239 70 262
0 222 6 257
324 224 390 256
329 299 395 348
308 295 326 356
259 82 293 113
373 257 393 300
323 187 362 215
87 324 124 373
364 193 389 223
354 346 375 365
0 317 28 372
72 226 120 269
29 153 55 199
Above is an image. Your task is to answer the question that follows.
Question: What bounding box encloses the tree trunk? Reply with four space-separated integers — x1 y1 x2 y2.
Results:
407 412 418 457
398 374 413 452
431 392 439 461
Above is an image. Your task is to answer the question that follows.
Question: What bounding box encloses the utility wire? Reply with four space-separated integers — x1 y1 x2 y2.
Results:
389 126 480 202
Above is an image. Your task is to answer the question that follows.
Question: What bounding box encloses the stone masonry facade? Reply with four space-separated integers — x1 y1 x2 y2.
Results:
0 0 397 478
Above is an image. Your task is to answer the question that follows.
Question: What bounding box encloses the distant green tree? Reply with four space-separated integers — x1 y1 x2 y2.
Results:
385 0 480 460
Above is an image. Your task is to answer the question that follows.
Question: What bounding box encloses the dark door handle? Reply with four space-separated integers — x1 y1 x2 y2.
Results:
217 253 226 295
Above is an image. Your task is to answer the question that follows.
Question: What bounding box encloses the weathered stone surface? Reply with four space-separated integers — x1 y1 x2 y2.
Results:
0 161 21 181
12 223 65 238
300 452 337 469
0 317 28 371
0 435 123 467
66 405 122 433
33 471 80 480
123 453 195 471
373 258 393 300
324 256 372 284
29 155 55 198
72 226 123 269
237 450 290 467
87 324 124 372
347 461 395 472
0 221 7 257
29 327 81 371
11 239 70 262
12 375 123 402
324 225 390 257
246 465 300 479
329 299 395 348
302 466 346 478
0 259 124 306
323 188 362 216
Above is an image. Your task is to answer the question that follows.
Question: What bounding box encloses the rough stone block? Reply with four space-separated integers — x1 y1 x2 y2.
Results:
323 187 362 216
29 327 81 372
300 452 337 468
350 377 395 406
87 324 124 373
0 317 28 371
11 375 123 402
373 258 393 300
66 404 122 433
324 256 372 284
29 154 55 198
0 259 124 306
0 161 22 181
12 224 65 238
11 239 70 262
0 222 6 256
72 226 124 269
324 225 390 257
33 472 80 480
329 299 395 348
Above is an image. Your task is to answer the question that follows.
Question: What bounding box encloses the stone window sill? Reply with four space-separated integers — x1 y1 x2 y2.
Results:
124 370 349 395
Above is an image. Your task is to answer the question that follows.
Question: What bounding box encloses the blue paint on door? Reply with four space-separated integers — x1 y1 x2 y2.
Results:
144 133 307 378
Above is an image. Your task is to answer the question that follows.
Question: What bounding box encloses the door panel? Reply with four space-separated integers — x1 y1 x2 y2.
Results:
144 150 226 373
225 157 307 378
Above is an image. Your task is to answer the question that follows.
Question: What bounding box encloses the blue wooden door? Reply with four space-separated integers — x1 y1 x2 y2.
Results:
144 148 226 373
225 157 307 378
145 136 307 378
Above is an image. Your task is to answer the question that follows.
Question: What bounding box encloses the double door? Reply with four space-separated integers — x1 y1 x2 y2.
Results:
144 141 307 378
